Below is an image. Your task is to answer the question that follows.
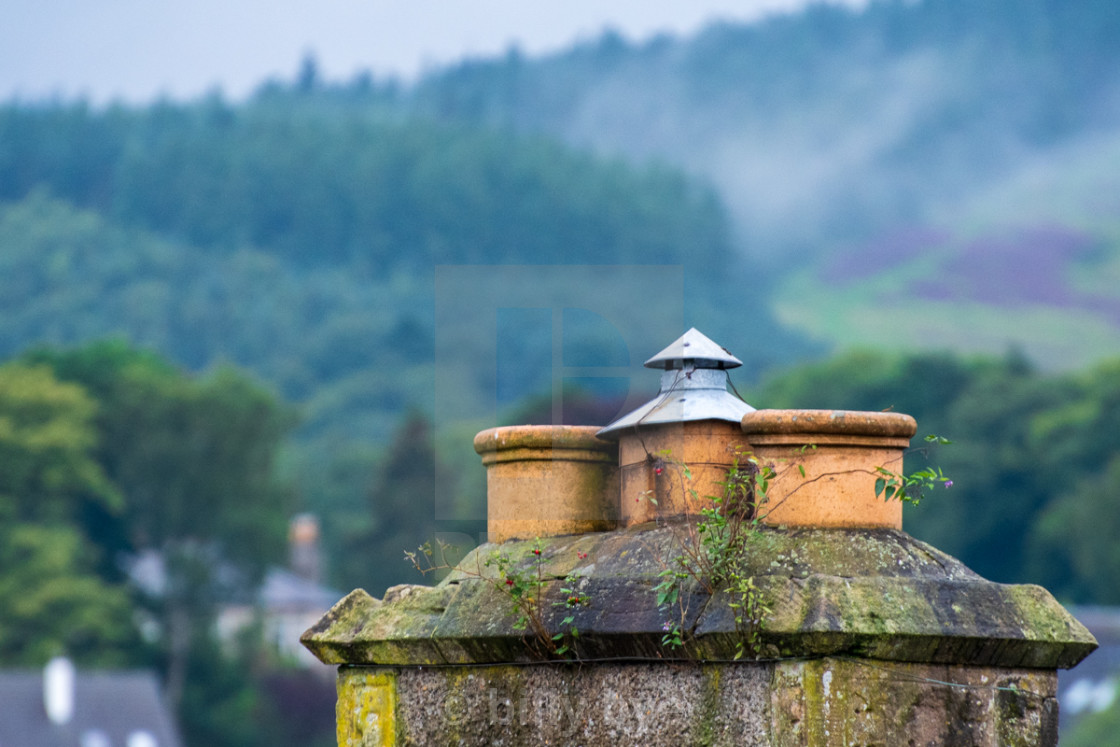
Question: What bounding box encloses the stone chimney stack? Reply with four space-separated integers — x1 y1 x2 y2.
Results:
304 329 1097 746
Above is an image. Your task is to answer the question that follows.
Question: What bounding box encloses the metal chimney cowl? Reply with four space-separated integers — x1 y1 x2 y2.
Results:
597 328 756 525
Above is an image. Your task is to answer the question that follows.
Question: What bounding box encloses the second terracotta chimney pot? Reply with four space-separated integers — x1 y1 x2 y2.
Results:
741 409 917 529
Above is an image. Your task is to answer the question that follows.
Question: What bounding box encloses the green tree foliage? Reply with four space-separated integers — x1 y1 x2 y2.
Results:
25 341 296 573
0 191 391 396
108 105 733 273
920 359 1074 582
0 362 120 523
1023 360 1120 603
0 524 137 666
1061 697 1120 747
0 97 806 446
176 630 263 747
177 629 336 747
0 98 737 275
1030 359 1120 480
18 342 297 731
0 362 137 665
0 103 128 206
0 84 813 618
405 0 1120 249
758 349 980 434
1028 455 1120 604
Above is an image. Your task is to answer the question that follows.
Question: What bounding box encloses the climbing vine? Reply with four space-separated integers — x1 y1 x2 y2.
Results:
647 447 775 659
875 434 954 504
648 435 951 659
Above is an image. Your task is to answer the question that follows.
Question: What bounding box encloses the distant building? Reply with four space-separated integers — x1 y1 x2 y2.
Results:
218 565 342 665
216 514 341 666
127 514 339 666
0 657 182 747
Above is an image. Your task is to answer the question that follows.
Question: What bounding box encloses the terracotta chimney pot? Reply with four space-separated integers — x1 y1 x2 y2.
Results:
741 409 917 529
475 425 619 543
615 420 751 525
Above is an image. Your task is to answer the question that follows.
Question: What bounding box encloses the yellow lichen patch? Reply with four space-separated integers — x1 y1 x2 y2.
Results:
337 668 398 747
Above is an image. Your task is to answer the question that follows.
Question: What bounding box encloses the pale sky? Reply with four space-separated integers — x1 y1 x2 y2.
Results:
2 0 866 104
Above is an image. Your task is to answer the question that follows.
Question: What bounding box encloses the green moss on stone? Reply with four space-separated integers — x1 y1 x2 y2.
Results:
303 525 1096 670
692 665 722 746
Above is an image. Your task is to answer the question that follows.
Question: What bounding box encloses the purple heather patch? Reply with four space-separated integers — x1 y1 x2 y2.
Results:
825 226 951 284
911 224 1096 306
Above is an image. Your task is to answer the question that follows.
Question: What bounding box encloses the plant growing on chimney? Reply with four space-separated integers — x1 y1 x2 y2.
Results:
874 435 954 504
649 447 775 659
408 433 951 662
407 537 588 659
483 539 589 657
650 436 951 659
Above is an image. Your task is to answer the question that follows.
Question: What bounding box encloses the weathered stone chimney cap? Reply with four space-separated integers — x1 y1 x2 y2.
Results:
301 526 1099 670
643 327 742 370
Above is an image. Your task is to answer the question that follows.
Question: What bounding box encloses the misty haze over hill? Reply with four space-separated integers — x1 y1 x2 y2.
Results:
406 0 1120 259
337 0 1115 367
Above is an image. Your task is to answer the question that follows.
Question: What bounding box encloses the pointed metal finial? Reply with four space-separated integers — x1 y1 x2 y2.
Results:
643 327 743 370
597 329 753 438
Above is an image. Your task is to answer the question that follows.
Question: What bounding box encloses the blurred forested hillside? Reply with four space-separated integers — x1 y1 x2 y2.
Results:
401 0 1120 367
3 0 1119 591
0 88 812 634
0 97 810 441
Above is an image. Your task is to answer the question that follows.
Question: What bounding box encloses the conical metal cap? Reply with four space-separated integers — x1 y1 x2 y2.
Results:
598 329 753 438
643 327 742 370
